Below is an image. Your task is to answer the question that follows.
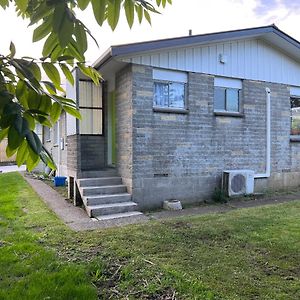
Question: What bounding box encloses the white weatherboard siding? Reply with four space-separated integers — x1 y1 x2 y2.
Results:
66 78 77 136
119 38 300 87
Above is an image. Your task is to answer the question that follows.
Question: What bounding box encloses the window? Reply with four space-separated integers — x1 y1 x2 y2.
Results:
79 81 103 135
214 77 242 113
291 97 300 136
153 69 187 109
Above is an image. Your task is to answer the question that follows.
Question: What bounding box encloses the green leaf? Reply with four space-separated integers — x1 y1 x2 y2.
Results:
135 4 143 23
53 3 74 48
50 102 62 123
9 42 16 57
36 116 52 127
74 22 87 53
0 0 9 9
60 63 74 85
15 0 28 13
27 146 40 171
92 0 107 26
65 41 85 61
42 62 61 88
124 0 134 28
27 61 41 81
107 0 121 30
16 139 29 167
42 33 58 57
6 145 18 158
144 9 151 25
39 95 52 114
16 80 29 110
26 130 42 154
23 112 35 130
33 17 52 42
27 89 42 110
8 126 23 151
14 115 30 137
42 81 56 94
40 146 56 170
0 128 9 143
29 2 52 25
63 105 81 119
78 0 90 10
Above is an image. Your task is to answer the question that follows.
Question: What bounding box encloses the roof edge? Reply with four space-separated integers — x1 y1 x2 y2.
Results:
93 24 300 69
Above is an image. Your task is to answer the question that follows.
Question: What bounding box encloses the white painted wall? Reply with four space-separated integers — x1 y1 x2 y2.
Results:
120 38 300 86
65 70 77 136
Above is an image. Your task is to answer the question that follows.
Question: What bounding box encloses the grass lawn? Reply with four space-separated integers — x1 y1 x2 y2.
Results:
0 172 299 299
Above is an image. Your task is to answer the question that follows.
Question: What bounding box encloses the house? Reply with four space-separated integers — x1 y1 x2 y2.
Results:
47 25 300 219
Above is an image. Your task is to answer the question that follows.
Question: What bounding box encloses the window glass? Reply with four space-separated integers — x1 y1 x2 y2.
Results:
153 69 187 109
154 82 169 107
78 80 103 135
169 82 185 108
291 97 300 135
214 87 240 112
80 109 103 135
226 89 239 112
214 87 226 110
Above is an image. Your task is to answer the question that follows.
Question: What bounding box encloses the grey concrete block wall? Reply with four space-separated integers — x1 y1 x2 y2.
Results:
115 65 133 192
120 64 300 209
67 134 106 174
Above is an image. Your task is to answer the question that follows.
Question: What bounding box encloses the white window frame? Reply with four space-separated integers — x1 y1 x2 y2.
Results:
290 87 300 140
214 77 242 114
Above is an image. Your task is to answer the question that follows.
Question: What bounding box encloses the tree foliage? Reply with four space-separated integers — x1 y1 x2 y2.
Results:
0 0 171 170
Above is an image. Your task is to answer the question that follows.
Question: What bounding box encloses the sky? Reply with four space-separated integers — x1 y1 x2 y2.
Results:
1 0 300 64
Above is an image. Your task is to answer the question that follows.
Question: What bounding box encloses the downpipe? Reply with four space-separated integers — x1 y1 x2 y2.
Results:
254 87 271 178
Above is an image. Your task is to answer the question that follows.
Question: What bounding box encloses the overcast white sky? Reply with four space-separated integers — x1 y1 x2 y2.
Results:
0 0 300 64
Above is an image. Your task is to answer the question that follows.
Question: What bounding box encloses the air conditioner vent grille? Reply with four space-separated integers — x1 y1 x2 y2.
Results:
231 174 246 193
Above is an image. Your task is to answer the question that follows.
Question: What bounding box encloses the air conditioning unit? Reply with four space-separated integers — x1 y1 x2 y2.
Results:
222 170 254 197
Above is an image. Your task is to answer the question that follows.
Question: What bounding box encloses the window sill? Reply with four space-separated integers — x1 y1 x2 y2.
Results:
153 107 189 114
290 136 300 142
214 111 244 118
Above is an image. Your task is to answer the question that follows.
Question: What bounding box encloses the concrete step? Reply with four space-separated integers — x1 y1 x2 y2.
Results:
77 177 122 187
78 169 118 178
83 193 131 206
86 201 138 217
95 211 144 221
81 185 127 196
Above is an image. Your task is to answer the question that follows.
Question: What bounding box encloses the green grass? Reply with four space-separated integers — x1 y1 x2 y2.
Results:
0 173 300 299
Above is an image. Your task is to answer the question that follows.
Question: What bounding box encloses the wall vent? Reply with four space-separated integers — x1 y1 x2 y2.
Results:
154 173 169 177
222 170 254 197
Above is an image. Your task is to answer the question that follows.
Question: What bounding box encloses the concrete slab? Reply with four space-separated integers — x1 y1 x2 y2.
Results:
23 174 149 231
23 174 300 231
0 164 26 173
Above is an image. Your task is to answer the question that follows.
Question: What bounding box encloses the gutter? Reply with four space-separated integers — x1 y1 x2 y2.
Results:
254 87 271 178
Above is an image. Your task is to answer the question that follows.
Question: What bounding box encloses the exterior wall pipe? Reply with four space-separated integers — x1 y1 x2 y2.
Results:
57 119 61 176
254 87 271 178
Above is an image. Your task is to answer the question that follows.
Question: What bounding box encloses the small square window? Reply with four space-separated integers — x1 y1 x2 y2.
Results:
153 69 187 110
214 87 241 112
154 81 186 109
291 97 300 136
